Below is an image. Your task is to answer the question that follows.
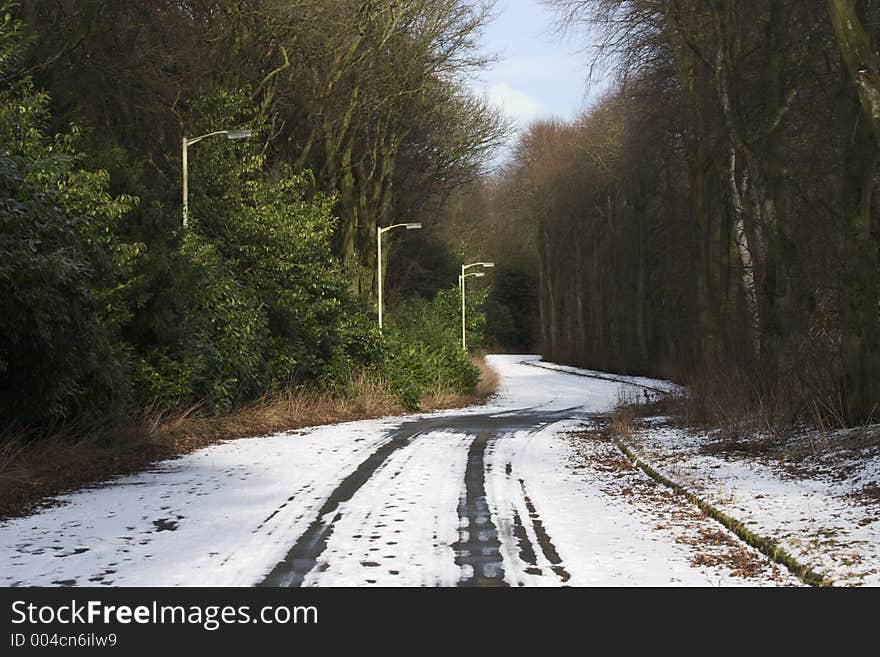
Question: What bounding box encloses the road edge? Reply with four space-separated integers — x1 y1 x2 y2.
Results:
610 435 831 587
519 360 671 395
526 358 832 587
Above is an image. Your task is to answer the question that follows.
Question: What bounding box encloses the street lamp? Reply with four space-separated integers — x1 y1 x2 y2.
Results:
182 129 255 229
377 223 422 329
460 262 494 350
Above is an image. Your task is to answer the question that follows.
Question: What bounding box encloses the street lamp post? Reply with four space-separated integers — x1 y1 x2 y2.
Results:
377 223 422 330
182 129 255 229
460 262 494 350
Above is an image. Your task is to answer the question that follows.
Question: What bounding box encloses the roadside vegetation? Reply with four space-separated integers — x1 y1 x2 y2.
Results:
455 0 880 433
0 357 498 520
0 1 514 512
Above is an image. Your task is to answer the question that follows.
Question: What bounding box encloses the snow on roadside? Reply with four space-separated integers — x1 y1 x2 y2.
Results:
522 359 682 395
482 355 649 414
627 423 880 586
485 420 797 586
529 356 880 586
0 418 401 586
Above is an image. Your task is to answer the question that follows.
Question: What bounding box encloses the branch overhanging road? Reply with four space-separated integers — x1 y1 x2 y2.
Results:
0 356 798 587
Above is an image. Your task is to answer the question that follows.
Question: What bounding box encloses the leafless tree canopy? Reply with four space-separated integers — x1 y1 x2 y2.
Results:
495 0 880 425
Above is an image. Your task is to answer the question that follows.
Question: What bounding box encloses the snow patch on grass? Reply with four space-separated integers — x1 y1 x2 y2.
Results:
628 424 880 586
485 420 796 586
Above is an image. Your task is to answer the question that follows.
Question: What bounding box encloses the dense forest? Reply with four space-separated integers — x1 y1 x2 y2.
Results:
0 0 514 428
466 0 878 428
4 0 878 436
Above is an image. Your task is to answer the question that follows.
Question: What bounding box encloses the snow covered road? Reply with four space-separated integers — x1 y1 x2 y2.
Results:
0 356 796 586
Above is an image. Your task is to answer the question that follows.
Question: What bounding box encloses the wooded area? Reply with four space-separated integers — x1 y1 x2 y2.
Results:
0 1 508 427
488 0 880 427
4 0 878 435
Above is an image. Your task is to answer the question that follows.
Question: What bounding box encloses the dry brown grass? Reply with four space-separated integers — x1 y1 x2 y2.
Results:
415 356 499 410
663 365 868 441
610 405 634 441
473 355 500 400
0 359 500 521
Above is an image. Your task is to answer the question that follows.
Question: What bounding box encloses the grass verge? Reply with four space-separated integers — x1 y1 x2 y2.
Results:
0 357 499 521
606 410 831 587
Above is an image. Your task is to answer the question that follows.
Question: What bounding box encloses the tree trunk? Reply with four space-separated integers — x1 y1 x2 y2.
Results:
828 0 880 420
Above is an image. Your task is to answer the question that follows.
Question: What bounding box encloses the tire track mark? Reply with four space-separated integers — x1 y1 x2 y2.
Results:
259 426 425 587
454 430 507 586
519 479 571 583
260 409 583 587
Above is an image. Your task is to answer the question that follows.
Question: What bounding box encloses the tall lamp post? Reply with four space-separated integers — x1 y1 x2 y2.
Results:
377 223 422 330
460 262 494 350
182 129 254 229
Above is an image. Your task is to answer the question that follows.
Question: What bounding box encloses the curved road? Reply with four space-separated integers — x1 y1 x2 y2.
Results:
0 356 794 587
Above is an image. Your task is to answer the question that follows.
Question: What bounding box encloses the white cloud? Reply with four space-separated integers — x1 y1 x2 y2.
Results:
485 82 546 129
490 55 584 85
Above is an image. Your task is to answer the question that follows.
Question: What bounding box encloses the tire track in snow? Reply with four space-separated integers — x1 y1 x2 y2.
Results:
260 409 585 587
259 425 425 587
495 459 572 584
454 430 507 586
519 479 571 583
511 505 540 576
486 424 586 586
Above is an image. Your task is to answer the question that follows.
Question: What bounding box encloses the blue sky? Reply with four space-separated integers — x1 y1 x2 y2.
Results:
469 0 610 162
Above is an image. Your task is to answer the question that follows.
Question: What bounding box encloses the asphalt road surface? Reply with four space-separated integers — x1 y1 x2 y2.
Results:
0 356 795 587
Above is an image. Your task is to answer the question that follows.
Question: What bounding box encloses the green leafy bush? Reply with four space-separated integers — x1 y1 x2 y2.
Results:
135 234 269 411
0 16 138 423
129 90 358 411
381 287 483 410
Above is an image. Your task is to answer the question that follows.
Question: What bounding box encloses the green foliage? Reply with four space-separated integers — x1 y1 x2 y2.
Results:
135 234 269 412
191 120 350 387
380 329 479 411
382 288 482 410
397 285 488 350
0 12 488 428
133 90 360 411
338 303 384 370
0 16 137 423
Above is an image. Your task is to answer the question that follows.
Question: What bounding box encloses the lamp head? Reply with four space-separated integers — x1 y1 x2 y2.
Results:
405 223 422 230
226 129 255 140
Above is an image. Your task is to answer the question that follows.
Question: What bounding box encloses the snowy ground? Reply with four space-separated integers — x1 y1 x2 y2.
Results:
0 356 798 587
626 421 880 586
485 421 793 586
520 360 683 396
